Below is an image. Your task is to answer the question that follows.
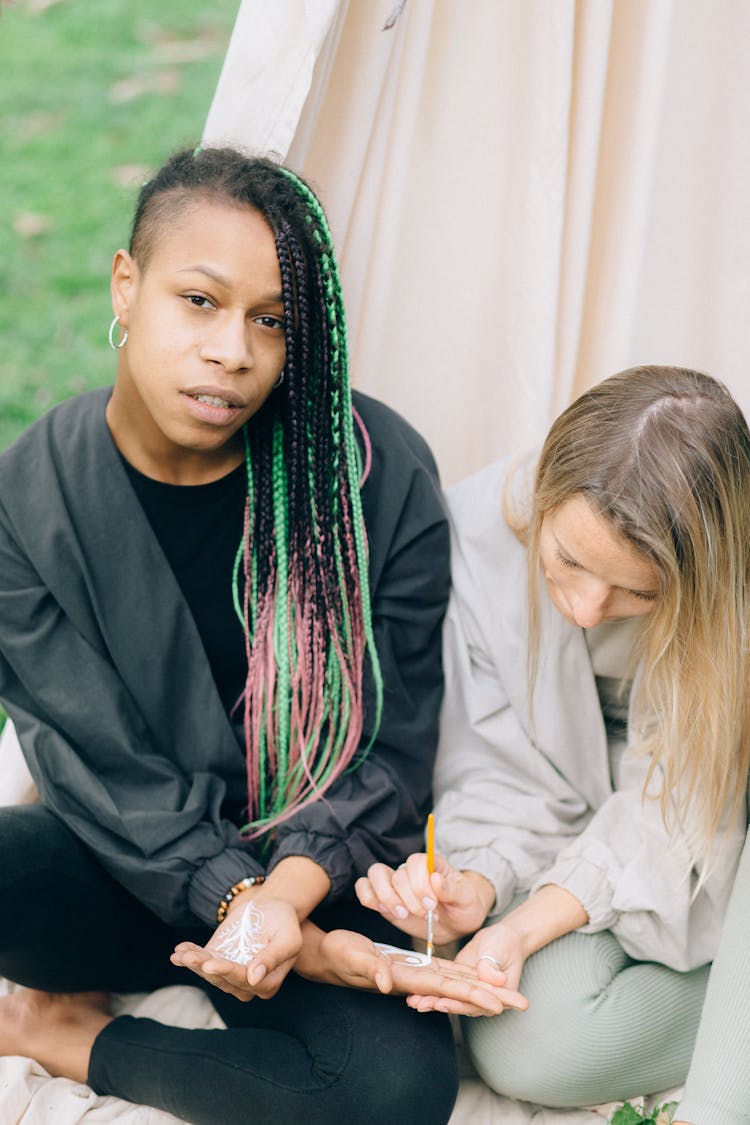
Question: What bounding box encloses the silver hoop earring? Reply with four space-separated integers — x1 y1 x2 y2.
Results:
108 315 129 350
274 371 285 389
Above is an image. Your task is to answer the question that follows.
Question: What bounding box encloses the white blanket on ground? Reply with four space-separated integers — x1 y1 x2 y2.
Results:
0 975 682 1124
0 980 684 1124
0 724 682 1123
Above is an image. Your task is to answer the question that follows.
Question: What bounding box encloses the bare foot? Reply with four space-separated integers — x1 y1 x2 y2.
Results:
0 989 113 1083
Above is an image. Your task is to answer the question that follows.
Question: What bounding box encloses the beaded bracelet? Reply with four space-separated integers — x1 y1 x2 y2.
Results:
216 875 265 925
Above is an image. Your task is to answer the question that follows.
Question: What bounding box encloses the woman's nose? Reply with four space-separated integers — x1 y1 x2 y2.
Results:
569 585 609 628
201 314 252 371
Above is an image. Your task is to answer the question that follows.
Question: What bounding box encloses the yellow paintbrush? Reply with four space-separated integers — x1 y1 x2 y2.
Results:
426 812 435 962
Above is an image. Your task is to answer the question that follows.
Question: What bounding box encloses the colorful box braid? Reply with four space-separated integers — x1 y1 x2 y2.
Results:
228 164 384 836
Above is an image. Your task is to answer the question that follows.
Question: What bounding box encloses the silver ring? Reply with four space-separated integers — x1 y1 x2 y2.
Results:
477 955 501 969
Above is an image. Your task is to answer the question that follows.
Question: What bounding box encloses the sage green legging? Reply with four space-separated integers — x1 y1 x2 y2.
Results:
463 928 709 1108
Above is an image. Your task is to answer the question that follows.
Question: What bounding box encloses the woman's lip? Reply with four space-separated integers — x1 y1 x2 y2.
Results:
182 386 246 408
180 391 244 426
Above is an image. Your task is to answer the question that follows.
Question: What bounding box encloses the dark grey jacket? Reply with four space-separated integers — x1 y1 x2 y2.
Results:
0 388 450 927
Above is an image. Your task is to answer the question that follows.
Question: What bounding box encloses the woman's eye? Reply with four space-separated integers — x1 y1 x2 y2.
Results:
630 589 658 603
184 294 215 309
255 315 285 330
555 549 579 569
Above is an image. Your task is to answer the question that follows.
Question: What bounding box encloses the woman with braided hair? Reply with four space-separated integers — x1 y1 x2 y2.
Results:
0 147 523 1123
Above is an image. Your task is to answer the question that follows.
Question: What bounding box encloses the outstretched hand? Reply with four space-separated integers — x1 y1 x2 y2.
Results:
171 897 302 1001
404 920 527 1016
300 927 528 1018
355 852 494 944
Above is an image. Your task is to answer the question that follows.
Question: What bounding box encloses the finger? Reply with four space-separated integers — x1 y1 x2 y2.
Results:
407 987 524 1018
196 952 256 985
242 929 301 982
194 955 260 996
341 942 395 993
399 854 436 913
429 956 482 980
438 980 505 1015
390 873 427 918
405 993 510 1019
406 993 441 1012
498 989 528 1012
418 966 527 1014
374 962 394 994
250 957 294 999
364 862 397 890
175 942 257 986
171 942 206 962
432 852 454 877
183 959 251 996
172 941 202 954
200 946 247 970
457 946 522 995
404 991 500 1018
354 876 380 912
171 948 216 973
365 863 412 920
433 998 507 1017
247 950 290 982
400 954 498 987
441 979 528 1016
475 958 509 987
251 972 284 999
453 941 497 970
430 857 469 907
450 980 527 1012
222 985 257 1001
170 945 262 1002
431 865 479 910
406 993 481 1016
322 929 396 994
359 948 395 994
198 973 257 1001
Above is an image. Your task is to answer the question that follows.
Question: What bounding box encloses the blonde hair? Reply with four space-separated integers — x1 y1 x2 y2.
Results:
509 366 750 855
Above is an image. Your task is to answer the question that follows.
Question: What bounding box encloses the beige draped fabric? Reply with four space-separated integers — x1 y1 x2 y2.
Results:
204 0 750 485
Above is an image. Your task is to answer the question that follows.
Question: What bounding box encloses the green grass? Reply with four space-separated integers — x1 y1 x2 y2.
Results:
0 0 239 729
0 0 240 451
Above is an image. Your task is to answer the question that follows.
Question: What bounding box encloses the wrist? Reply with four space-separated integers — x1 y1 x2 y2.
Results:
217 875 266 924
501 884 588 959
253 856 331 921
461 870 496 919
224 882 266 921
293 921 326 980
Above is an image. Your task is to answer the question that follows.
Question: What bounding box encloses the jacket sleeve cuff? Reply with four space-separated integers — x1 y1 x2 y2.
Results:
187 847 266 927
268 830 354 902
532 847 618 932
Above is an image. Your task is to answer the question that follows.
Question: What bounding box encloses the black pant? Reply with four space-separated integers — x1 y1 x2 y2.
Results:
0 806 458 1124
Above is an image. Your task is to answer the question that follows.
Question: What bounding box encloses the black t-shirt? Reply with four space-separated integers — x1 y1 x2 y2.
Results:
121 458 248 713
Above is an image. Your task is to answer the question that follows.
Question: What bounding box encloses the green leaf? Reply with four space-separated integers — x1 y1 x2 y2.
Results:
610 1105 647 1125
610 1101 679 1125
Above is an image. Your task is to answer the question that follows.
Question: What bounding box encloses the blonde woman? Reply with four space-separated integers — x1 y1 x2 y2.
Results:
356 366 750 1109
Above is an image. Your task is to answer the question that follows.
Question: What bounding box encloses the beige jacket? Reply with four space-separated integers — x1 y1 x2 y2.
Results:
434 458 743 971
